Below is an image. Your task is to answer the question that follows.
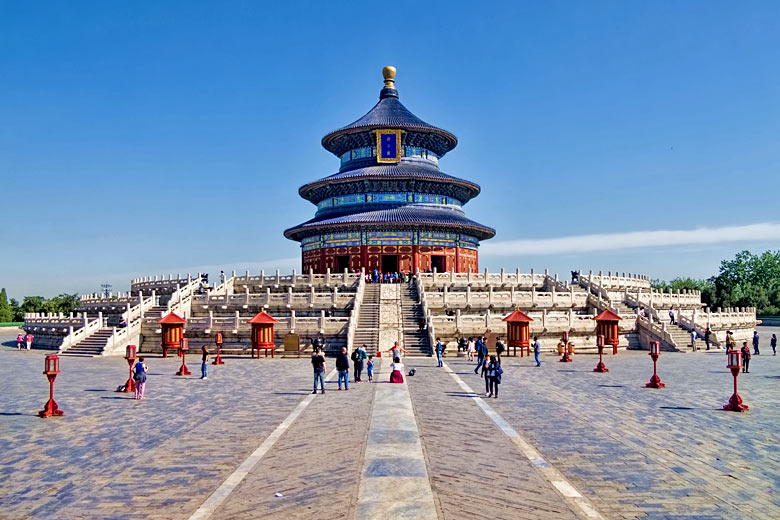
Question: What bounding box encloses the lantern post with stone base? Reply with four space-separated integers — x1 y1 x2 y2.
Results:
176 338 191 376
594 334 609 372
38 355 65 418
118 344 137 392
645 340 665 388
723 349 749 412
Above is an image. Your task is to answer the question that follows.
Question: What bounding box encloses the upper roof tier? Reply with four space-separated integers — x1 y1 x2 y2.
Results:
321 66 458 158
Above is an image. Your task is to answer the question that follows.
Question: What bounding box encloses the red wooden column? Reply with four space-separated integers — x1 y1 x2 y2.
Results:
248 309 278 358
593 309 622 354
158 312 187 358
503 308 533 357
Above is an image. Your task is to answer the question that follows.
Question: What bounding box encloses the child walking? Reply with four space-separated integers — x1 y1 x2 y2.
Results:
367 355 374 382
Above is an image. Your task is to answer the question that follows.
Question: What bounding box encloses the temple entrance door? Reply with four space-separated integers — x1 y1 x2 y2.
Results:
336 255 350 272
381 255 399 273
431 255 446 273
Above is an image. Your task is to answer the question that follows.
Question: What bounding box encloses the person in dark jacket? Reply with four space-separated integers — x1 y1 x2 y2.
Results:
771 334 777 356
495 338 505 365
741 342 751 373
435 338 445 367
704 327 712 350
352 345 367 382
485 355 503 398
474 337 488 374
753 331 760 355
336 347 350 390
311 347 326 394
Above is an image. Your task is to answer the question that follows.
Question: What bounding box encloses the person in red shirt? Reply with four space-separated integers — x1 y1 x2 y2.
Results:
25 333 33 351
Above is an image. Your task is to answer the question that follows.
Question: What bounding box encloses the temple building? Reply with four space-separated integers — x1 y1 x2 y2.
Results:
284 66 495 274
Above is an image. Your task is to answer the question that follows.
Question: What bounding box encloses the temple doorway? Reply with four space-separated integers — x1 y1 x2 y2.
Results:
382 255 399 273
431 255 446 273
336 255 350 272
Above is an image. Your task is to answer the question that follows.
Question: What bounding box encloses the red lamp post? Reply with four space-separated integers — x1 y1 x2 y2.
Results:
176 338 191 376
645 340 665 388
248 309 278 358
158 312 187 358
118 344 137 392
213 332 225 365
594 309 622 355
723 349 749 412
503 308 533 357
38 355 65 418
594 334 609 372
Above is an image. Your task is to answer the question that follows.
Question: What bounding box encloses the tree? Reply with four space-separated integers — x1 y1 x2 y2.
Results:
0 288 12 322
9 299 22 322
20 296 46 315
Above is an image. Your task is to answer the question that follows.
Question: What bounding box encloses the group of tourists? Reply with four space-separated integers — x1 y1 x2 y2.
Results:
367 269 412 284
310 341 412 393
16 333 33 351
724 330 777 374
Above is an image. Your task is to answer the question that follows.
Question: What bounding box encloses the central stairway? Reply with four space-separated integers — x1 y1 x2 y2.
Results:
353 285 380 355
401 283 430 356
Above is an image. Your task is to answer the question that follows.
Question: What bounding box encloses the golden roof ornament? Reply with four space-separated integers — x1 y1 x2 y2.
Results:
383 66 396 89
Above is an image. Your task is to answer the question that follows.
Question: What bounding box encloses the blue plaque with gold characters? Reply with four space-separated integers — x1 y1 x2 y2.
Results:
375 129 402 163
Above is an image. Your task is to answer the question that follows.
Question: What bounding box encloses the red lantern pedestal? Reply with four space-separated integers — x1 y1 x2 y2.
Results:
121 357 136 392
645 353 665 388
723 352 749 412
176 340 191 376
594 347 609 372
213 333 225 365
39 356 64 418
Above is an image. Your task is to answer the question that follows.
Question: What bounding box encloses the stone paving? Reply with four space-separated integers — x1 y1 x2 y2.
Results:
1 326 779 519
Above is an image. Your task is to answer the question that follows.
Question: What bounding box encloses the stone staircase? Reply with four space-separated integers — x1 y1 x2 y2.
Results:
401 283 430 357
666 322 694 350
353 285 380 355
60 328 114 357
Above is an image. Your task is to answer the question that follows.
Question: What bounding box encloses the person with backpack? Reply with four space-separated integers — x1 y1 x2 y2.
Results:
311 347 326 394
434 338 445 367
352 344 367 382
704 327 712 350
133 357 148 400
485 355 503 398
474 336 488 374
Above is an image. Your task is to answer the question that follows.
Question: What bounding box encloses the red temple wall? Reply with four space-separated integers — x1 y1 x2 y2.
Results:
301 245 479 273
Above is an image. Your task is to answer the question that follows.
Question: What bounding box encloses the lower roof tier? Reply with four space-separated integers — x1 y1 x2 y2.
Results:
284 205 496 242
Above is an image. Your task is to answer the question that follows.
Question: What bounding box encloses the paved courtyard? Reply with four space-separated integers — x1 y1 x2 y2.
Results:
1 326 779 519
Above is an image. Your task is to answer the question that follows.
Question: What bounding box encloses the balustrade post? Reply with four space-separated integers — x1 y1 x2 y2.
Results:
467 268 472 283
290 310 296 331
500 267 505 284
531 285 536 306
456 309 462 332
209 311 213 330
568 309 573 329
332 287 338 305
542 308 547 330
484 267 488 282
443 285 448 305
260 270 265 287
489 285 493 305
287 287 293 305
234 310 240 331
291 269 297 286
276 269 281 286
266 287 271 306
320 310 325 332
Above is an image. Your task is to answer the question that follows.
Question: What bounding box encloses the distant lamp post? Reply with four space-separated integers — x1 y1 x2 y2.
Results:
118 344 137 393
213 332 225 365
723 349 749 412
593 334 609 372
559 330 573 362
38 355 65 418
645 340 665 388
176 338 191 376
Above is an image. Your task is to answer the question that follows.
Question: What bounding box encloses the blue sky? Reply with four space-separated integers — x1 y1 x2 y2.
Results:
1 1 779 298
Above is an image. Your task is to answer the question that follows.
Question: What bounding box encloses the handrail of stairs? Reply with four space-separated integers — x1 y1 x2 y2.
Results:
58 315 103 353
636 314 679 350
415 275 436 355
346 271 366 354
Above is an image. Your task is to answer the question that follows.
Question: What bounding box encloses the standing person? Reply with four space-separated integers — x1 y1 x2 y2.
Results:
434 338 445 367
690 330 697 351
725 330 736 354
201 346 209 380
668 307 675 325
753 331 760 355
352 344 367 382
133 357 148 399
16 332 23 350
485 355 503 398
366 355 375 382
25 332 33 351
336 347 350 390
741 342 751 373
474 336 487 374
495 337 505 365
533 336 541 367
704 327 712 350
458 336 467 354
467 337 475 361
220 270 226 284
385 341 407 360
771 334 777 356
389 356 405 383
311 347 326 394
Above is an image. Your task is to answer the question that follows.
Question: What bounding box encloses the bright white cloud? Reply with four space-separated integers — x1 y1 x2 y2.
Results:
481 222 780 256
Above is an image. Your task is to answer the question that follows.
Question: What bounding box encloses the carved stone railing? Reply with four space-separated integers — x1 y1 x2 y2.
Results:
578 271 650 292
191 288 356 311
233 269 363 291
423 288 589 310
417 268 547 289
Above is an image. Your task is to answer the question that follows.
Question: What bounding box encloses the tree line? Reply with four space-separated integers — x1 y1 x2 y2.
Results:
0 290 81 323
652 250 780 316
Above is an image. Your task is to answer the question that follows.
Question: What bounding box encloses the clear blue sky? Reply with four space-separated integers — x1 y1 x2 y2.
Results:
2 1 779 299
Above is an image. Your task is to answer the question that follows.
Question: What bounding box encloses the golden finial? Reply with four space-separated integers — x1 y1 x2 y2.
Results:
383 66 396 88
